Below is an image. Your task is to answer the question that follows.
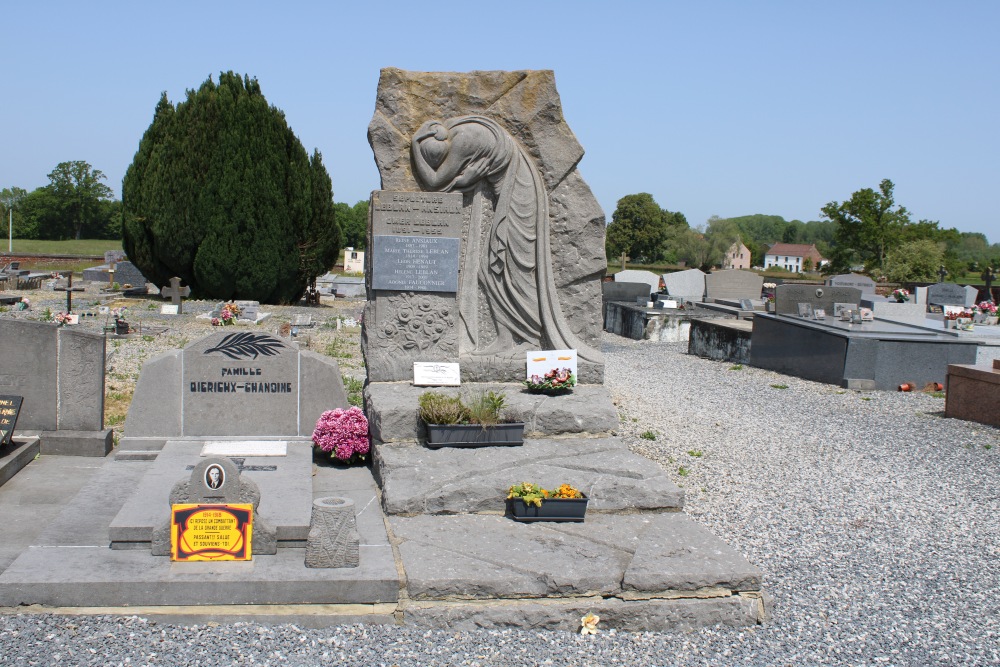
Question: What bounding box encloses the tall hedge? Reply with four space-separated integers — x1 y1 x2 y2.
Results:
122 72 340 304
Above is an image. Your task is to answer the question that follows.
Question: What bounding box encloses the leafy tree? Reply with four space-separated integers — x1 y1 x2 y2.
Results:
122 72 341 304
45 161 115 240
883 239 946 282
335 199 369 250
822 179 910 275
606 193 687 263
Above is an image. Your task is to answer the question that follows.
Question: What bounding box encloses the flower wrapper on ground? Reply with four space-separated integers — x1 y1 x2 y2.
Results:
312 406 370 464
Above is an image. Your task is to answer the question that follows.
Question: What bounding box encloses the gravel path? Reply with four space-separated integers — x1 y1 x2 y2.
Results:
1 328 998 666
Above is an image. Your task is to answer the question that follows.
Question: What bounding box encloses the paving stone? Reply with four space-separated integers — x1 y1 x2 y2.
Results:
622 512 763 593
392 513 762 604
391 514 632 599
375 437 684 515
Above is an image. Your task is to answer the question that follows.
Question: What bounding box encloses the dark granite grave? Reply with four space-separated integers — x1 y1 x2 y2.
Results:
749 313 980 390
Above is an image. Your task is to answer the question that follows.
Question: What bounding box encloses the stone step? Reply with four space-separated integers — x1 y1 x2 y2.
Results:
389 512 766 631
374 437 684 515
391 513 760 600
365 382 619 444
0 438 40 489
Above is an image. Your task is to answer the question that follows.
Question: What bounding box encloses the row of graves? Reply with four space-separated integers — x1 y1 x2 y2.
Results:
603 267 766 342
0 70 768 632
676 269 1000 425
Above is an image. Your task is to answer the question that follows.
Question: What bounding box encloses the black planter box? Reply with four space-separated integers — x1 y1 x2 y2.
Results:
425 423 525 449
506 495 589 522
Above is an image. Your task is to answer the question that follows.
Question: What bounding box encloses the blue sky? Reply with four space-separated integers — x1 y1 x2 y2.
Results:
2 1 997 242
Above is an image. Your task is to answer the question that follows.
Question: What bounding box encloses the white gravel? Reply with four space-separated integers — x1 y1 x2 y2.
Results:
1 319 998 666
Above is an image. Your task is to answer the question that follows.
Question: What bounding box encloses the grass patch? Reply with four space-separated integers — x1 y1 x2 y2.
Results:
324 337 353 359
343 375 364 408
8 239 122 256
687 449 703 458
729 364 743 371
985 444 993 451
770 383 789 389
678 466 689 477
639 430 657 441
104 387 133 428
860 396 872 401
931 391 945 399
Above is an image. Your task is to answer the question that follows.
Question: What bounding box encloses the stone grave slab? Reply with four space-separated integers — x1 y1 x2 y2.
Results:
662 268 706 302
705 270 763 302
365 383 618 444
602 281 653 303
613 270 660 297
392 513 760 600
374 437 683 515
964 285 979 307
926 282 966 306
827 273 876 294
0 319 111 456
112 261 148 289
121 332 347 451
0 455 397 607
774 284 862 316
109 439 314 547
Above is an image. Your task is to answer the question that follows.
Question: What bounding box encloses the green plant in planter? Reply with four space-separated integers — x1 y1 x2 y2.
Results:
507 481 584 507
417 392 468 425
418 390 519 426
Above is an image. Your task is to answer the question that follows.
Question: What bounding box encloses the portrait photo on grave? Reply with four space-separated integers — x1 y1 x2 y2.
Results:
204 464 225 490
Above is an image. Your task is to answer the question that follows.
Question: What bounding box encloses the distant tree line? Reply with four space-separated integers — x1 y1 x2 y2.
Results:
606 181 999 281
1 161 119 240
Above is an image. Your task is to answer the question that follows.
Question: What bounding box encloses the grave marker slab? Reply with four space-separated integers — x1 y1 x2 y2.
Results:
827 273 876 294
926 283 966 306
613 270 660 298
661 269 706 302
964 285 979 307
705 270 762 302
160 277 191 313
0 396 23 447
774 285 862 316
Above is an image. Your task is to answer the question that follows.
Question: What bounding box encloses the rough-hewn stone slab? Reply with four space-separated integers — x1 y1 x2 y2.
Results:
392 513 760 601
402 595 763 632
365 382 618 444
623 514 762 593
375 437 683 515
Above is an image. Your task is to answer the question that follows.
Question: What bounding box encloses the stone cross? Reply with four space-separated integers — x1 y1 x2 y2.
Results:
938 265 948 282
53 273 85 313
982 267 995 303
160 277 191 313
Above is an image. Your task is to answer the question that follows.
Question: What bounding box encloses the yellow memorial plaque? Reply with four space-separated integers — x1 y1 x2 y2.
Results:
170 503 253 561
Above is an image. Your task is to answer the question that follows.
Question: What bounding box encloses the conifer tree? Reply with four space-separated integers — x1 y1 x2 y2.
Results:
122 72 341 303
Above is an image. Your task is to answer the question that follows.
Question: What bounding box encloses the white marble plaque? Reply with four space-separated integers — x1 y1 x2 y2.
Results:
413 362 461 386
526 349 578 381
200 440 288 457
161 304 179 315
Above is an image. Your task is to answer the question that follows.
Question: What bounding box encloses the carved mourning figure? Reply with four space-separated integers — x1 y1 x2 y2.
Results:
410 115 600 364
365 69 607 383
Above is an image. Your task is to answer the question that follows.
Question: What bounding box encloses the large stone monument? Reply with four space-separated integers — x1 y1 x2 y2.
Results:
364 68 606 384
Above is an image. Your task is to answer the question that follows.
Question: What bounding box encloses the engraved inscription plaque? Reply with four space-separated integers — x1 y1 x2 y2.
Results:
371 191 463 237
371 235 460 292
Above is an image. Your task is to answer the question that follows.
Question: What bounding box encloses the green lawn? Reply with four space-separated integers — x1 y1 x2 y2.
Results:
5 239 123 256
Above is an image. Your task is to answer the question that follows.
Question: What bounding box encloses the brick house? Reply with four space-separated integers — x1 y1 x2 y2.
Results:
723 240 752 270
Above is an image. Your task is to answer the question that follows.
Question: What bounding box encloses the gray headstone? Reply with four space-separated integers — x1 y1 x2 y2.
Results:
926 283 966 306
104 250 127 264
827 273 876 294
661 269 706 302
364 68 606 383
704 270 763 302
613 270 660 297
773 285 862 316
964 285 979 307
913 286 927 305
111 261 147 288
603 282 653 303
81 264 110 282
123 331 349 442
0 320 105 432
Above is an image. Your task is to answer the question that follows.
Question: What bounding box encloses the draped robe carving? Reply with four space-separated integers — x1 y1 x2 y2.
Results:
411 116 600 364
